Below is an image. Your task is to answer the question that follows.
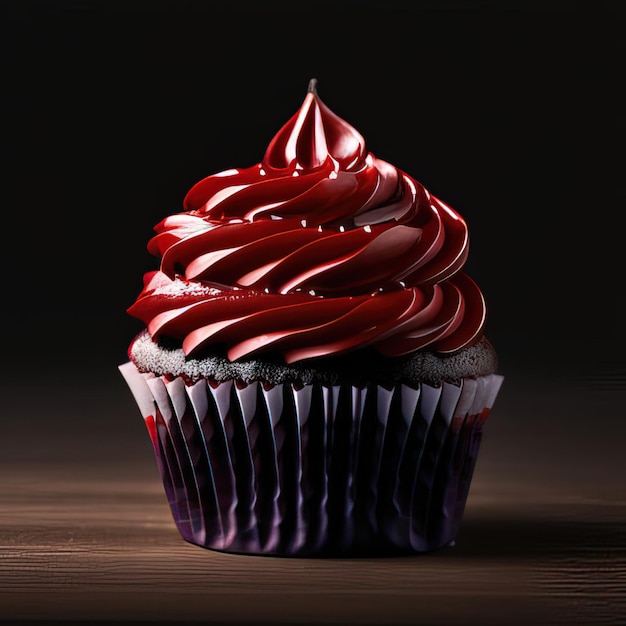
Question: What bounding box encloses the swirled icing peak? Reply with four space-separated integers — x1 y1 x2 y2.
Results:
263 78 365 171
128 79 487 364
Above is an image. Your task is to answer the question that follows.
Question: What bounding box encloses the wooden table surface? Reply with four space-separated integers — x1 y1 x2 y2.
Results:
1 367 625 625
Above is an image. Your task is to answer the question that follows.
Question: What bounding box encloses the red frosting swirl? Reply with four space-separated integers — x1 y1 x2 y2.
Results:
128 79 486 364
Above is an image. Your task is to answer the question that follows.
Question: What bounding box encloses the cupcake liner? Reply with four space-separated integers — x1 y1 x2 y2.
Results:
119 362 503 557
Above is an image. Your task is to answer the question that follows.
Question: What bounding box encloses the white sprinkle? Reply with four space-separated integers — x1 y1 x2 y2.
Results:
364 224 372 233
329 171 337 179
339 225 345 232
264 287 270 293
399 281 406 288
308 289 316 296
317 225 322 232
152 277 221 298
301 219 307 227
259 168 266 176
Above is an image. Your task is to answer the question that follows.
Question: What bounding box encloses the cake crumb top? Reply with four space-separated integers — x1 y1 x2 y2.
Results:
128 330 498 388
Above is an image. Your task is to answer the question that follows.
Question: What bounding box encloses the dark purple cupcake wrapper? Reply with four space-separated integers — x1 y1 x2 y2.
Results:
119 362 503 557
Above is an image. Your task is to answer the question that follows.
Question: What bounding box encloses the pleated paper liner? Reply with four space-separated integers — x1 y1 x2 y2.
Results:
119 362 503 557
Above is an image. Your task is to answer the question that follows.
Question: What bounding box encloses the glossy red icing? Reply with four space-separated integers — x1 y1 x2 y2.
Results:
128 79 486 363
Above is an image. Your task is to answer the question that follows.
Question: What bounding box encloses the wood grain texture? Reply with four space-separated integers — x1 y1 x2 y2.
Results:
1 376 625 625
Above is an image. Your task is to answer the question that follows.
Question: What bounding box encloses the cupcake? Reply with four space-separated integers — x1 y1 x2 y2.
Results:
119 78 504 557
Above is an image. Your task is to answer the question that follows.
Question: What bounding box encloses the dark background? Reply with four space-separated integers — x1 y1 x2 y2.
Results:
3 0 624 383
